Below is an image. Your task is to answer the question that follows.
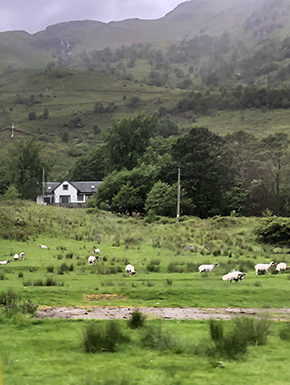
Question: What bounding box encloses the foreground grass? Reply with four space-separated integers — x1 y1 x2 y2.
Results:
1 317 290 385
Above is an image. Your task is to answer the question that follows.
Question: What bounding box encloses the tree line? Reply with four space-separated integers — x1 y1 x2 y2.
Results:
1 114 290 219
68 115 290 218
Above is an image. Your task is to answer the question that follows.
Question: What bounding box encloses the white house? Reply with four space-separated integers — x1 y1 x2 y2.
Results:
36 181 102 205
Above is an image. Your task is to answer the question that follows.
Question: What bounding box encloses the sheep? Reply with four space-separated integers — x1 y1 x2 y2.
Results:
0 260 11 265
125 264 136 276
255 261 275 275
198 263 219 276
14 253 19 261
222 270 246 283
20 252 25 260
276 262 287 273
92 248 100 254
88 255 99 265
39 244 48 249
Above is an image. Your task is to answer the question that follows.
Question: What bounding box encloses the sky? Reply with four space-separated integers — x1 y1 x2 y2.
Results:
0 0 185 34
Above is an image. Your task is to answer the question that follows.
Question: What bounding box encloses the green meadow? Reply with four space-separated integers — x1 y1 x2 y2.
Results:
1 201 290 384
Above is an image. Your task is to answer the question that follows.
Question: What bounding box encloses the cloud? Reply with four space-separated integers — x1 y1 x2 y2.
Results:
0 0 183 34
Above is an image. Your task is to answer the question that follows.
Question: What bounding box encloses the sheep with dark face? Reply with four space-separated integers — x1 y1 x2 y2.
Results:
125 264 136 276
198 263 219 276
255 261 275 275
0 260 11 265
88 255 100 265
222 270 246 283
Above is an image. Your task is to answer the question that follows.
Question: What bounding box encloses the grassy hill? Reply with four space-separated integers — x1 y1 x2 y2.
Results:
1 65 290 179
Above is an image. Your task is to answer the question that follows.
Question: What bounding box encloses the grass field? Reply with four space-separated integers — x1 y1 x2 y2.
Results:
1 201 290 383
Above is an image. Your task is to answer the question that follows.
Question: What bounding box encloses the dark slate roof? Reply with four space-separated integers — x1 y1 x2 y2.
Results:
45 181 102 194
70 181 102 194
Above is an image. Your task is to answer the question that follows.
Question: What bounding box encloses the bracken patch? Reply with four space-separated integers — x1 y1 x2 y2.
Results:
84 293 127 301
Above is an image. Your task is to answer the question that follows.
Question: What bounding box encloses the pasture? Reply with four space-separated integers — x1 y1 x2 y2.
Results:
1 201 290 383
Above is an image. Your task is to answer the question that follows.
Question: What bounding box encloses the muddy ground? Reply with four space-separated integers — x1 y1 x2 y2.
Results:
37 306 290 321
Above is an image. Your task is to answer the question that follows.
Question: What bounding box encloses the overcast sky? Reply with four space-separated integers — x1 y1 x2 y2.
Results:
0 0 185 34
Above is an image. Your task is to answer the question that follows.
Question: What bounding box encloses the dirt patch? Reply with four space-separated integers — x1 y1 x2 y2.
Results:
36 306 290 321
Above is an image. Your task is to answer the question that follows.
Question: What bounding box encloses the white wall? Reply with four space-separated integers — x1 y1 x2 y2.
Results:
54 182 78 203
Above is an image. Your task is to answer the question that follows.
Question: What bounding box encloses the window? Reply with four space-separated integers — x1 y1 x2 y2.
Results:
63 184 68 190
44 197 50 203
77 194 84 201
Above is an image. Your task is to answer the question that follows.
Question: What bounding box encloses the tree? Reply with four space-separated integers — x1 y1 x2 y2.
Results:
105 114 157 172
68 145 107 181
170 127 231 217
91 164 158 214
5 140 49 200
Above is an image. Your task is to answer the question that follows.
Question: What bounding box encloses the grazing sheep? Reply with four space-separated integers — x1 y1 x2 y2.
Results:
39 244 48 249
92 248 100 254
0 260 11 265
198 263 219 276
88 255 99 265
255 261 275 275
20 252 25 260
276 262 287 273
125 264 136 276
14 253 19 261
222 270 246 283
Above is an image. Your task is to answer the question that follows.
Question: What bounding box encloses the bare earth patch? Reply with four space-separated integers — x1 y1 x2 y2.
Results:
37 306 290 321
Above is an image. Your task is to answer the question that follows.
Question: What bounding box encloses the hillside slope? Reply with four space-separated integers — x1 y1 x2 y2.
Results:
0 0 288 68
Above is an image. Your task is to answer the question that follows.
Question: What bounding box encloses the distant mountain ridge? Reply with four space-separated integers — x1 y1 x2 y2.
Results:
0 0 289 69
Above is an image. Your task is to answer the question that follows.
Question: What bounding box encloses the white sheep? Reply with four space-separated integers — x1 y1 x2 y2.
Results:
39 244 48 249
125 264 136 276
92 248 100 254
255 261 275 275
222 270 246 283
0 260 11 265
14 253 19 261
20 252 25 260
198 263 219 276
88 255 99 265
276 262 287 273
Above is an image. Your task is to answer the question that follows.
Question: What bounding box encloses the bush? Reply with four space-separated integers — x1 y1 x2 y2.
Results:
140 323 182 352
127 310 145 329
198 318 271 360
279 322 290 341
82 321 128 353
47 265 54 273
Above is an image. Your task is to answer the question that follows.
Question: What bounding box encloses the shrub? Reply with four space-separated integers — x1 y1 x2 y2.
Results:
45 277 57 286
47 265 54 273
140 323 181 352
167 262 184 273
146 263 160 272
199 318 271 360
279 322 290 341
66 252 74 259
127 310 145 329
82 321 128 353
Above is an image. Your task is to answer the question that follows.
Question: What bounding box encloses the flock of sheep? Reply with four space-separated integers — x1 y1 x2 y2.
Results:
198 261 287 283
0 244 287 282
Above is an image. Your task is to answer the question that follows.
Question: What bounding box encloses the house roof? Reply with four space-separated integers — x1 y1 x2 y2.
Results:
45 181 102 194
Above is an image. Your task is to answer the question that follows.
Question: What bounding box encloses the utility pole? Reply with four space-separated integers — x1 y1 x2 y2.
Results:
176 167 180 225
42 168 45 204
